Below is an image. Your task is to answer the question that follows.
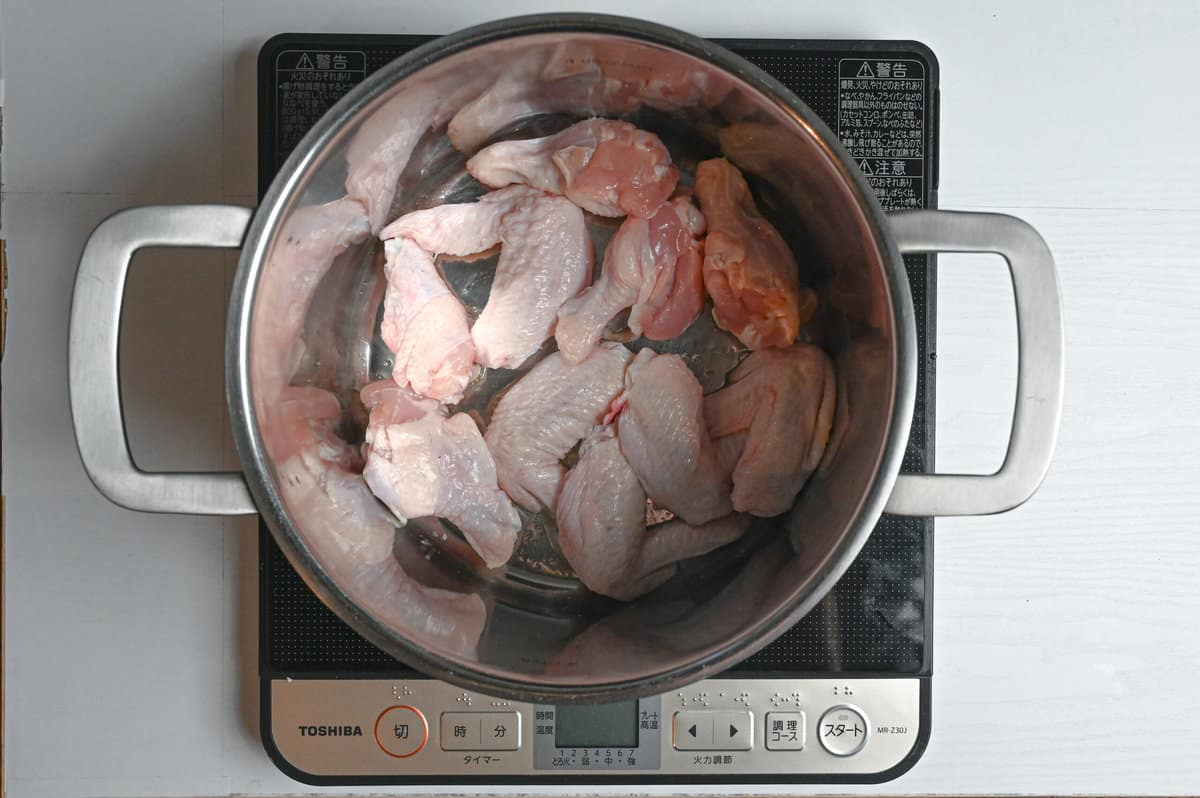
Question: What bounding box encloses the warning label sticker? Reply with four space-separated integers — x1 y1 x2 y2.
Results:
274 50 367 168
837 58 926 210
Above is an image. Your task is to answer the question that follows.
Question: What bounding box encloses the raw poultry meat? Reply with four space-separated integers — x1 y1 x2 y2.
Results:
693 158 818 349
346 69 493 232
353 558 488 658
255 197 371 401
447 47 578 152
345 96 434 234
378 185 542 255
447 42 731 152
467 118 679 218
485 343 633 513
263 386 393 565
265 387 488 655
557 426 749 600
381 187 592 371
704 345 837 516
555 196 705 363
612 349 732 525
380 237 476 402
472 192 592 368
361 380 521 568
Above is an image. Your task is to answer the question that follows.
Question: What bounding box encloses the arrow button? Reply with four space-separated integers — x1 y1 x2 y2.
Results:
713 710 754 751
673 711 752 751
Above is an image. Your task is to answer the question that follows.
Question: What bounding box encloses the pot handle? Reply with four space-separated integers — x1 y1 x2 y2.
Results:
69 205 258 515
884 210 1064 516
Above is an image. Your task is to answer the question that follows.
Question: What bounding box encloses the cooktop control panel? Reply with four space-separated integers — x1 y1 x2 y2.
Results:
265 678 923 781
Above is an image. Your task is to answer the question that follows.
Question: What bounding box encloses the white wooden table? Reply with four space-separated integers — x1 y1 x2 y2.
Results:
3 1 1199 795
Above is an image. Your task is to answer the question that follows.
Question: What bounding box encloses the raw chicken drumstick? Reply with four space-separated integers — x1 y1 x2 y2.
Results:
555 195 706 363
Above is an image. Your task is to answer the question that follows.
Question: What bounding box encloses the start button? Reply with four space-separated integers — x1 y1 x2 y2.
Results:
374 705 429 758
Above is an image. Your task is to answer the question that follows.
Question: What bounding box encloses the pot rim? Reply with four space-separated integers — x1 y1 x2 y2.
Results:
226 12 918 703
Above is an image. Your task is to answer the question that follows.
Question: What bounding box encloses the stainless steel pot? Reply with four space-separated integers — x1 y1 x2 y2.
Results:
68 14 1063 702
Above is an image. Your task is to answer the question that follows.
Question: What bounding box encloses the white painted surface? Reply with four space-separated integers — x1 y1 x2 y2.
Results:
3 1 1199 795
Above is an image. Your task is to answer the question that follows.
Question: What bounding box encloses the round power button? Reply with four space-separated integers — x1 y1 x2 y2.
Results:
374 705 429 758
818 704 869 757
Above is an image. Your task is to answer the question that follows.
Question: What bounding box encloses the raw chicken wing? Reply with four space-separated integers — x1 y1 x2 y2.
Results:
345 97 432 233
693 158 817 349
613 349 732 525
263 386 393 564
704 345 836 516
361 381 521 568
380 237 476 402
379 185 542 255
472 192 592 368
485 343 633 512
447 42 730 152
467 118 678 218
557 426 749 600
256 197 371 400
555 196 705 363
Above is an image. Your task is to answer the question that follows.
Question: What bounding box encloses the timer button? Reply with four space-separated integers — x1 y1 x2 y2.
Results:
374 705 429 758
817 705 868 757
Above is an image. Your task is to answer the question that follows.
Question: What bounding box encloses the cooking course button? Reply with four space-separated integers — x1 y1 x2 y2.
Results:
765 711 806 751
818 705 868 757
374 705 429 758
673 710 752 750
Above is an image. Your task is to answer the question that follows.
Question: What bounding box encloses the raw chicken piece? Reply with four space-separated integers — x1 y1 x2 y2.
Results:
256 197 371 401
346 68 493 232
693 158 818 349
353 558 489 658
718 122 889 331
447 42 731 152
263 386 393 565
361 381 521 568
485 343 633 512
472 192 592 368
704 345 836 516
378 185 543 255
467 118 679 218
613 349 732 525
345 98 433 233
557 426 749 600
380 238 476 402
555 196 705 363
631 198 707 340
260 384 488 654
818 336 890 476
448 47 583 152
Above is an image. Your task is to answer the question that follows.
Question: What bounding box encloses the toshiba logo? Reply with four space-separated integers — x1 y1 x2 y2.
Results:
298 725 364 737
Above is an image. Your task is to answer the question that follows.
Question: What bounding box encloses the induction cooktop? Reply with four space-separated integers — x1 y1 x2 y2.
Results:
256 33 939 786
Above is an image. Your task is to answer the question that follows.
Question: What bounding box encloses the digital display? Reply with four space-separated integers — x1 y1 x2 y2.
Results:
554 701 639 749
